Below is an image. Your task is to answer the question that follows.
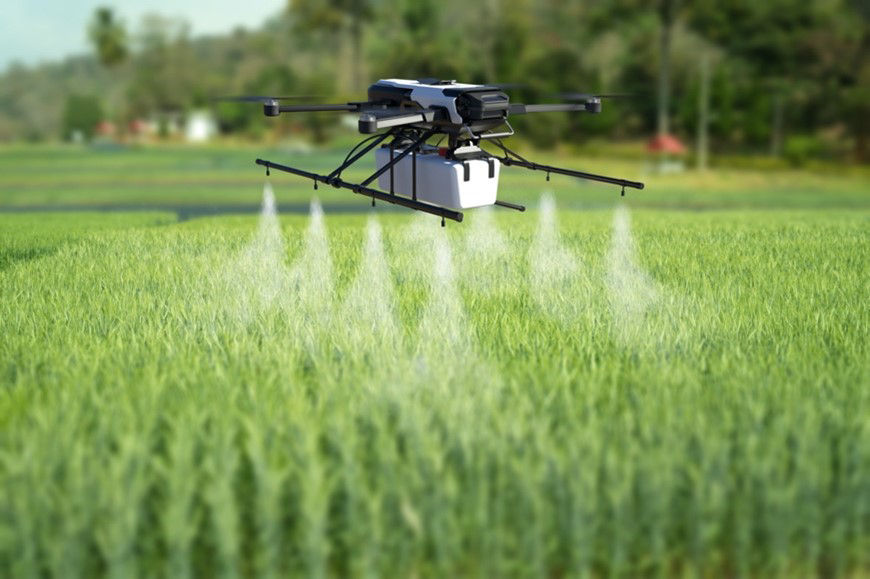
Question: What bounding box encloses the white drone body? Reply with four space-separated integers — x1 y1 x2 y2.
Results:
372 79 497 124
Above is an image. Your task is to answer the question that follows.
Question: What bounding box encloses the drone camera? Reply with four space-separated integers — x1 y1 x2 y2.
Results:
584 99 602 114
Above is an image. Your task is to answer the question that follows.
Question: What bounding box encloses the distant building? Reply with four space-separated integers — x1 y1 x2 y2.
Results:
647 133 687 173
647 134 687 155
128 119 151 136
185 110 217 143
95 120 117 138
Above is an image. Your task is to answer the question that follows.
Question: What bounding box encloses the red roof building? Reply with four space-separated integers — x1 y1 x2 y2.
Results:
95 120 116 137
647 134 687 155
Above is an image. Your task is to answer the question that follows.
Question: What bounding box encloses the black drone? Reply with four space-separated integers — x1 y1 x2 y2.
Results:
224 78 644 224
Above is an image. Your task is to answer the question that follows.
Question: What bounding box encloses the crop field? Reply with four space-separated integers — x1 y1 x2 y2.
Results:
0 145 868 577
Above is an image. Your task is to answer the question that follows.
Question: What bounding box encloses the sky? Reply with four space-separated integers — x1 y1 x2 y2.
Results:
0 0 286 72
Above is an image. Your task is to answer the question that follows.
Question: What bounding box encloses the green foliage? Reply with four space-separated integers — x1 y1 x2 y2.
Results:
0 145 868 209
61 94 103 140
1 0 867 157
290 0 376 91
0 205 867 576
126 14 195 117
87 7 128 67
291 0 374 28
783 135 826 167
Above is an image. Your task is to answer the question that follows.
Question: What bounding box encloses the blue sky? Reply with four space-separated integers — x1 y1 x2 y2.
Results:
0 0 286 72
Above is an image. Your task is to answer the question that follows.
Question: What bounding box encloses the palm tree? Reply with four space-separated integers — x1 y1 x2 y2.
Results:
88 7 128 68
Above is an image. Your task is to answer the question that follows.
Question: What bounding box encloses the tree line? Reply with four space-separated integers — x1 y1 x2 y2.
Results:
0 0 866 162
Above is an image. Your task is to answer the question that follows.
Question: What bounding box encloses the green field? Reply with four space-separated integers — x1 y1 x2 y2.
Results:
0 145 868 577
1 143 868 209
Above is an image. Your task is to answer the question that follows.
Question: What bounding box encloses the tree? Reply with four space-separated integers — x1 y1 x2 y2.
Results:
688 0 858 156
696 51 711 169
657 0 677 137
62 94 103 140
290 0 374 92
127 14 195 118
88 7 128 68
369 0 468 82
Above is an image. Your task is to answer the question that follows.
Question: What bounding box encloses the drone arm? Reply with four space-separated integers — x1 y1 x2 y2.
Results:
486 140 644 191
276 104 361 113
358 109 438 133
499 156 644 190
508 101 602 115
255 157 462 222
494 199 526 212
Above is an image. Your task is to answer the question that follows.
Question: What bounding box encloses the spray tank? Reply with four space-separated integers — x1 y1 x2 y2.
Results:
374 141 499 210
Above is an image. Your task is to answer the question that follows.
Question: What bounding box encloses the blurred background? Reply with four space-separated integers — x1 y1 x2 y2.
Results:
0 0 867 211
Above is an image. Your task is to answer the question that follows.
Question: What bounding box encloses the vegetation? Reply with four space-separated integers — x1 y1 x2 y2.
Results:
0 145 867 576
61 94 105 141
1 144 868 209
88 7 128 68
0 1 866 161
0 196 867 576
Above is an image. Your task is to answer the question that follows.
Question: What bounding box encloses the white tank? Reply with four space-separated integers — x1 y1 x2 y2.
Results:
374 145 499 210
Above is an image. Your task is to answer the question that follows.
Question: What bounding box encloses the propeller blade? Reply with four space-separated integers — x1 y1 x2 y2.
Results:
488 82 528 90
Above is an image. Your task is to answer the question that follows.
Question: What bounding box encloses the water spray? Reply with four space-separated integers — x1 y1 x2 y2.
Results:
606 205 659 340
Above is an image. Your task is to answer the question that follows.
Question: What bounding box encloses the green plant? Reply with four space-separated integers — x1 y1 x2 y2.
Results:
0 204 867 577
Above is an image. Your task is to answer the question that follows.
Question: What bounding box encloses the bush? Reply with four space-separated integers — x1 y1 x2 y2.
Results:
783 135 824 167
62 94 103 141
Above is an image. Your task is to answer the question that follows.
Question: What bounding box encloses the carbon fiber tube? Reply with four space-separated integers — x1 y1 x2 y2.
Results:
499 157 645 190
255 158 463 222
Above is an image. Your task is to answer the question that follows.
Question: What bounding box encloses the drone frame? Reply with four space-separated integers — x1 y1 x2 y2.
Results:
257 125 644 225
242 80 645 224
257 126 467 223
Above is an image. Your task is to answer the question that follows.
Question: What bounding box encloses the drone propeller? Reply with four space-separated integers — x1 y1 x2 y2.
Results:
488 82 527 90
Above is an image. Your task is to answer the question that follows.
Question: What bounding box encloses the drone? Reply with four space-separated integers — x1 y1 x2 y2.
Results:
224 78 644 224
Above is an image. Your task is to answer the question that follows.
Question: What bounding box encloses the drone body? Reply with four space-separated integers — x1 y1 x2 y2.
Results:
228 78 643 223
